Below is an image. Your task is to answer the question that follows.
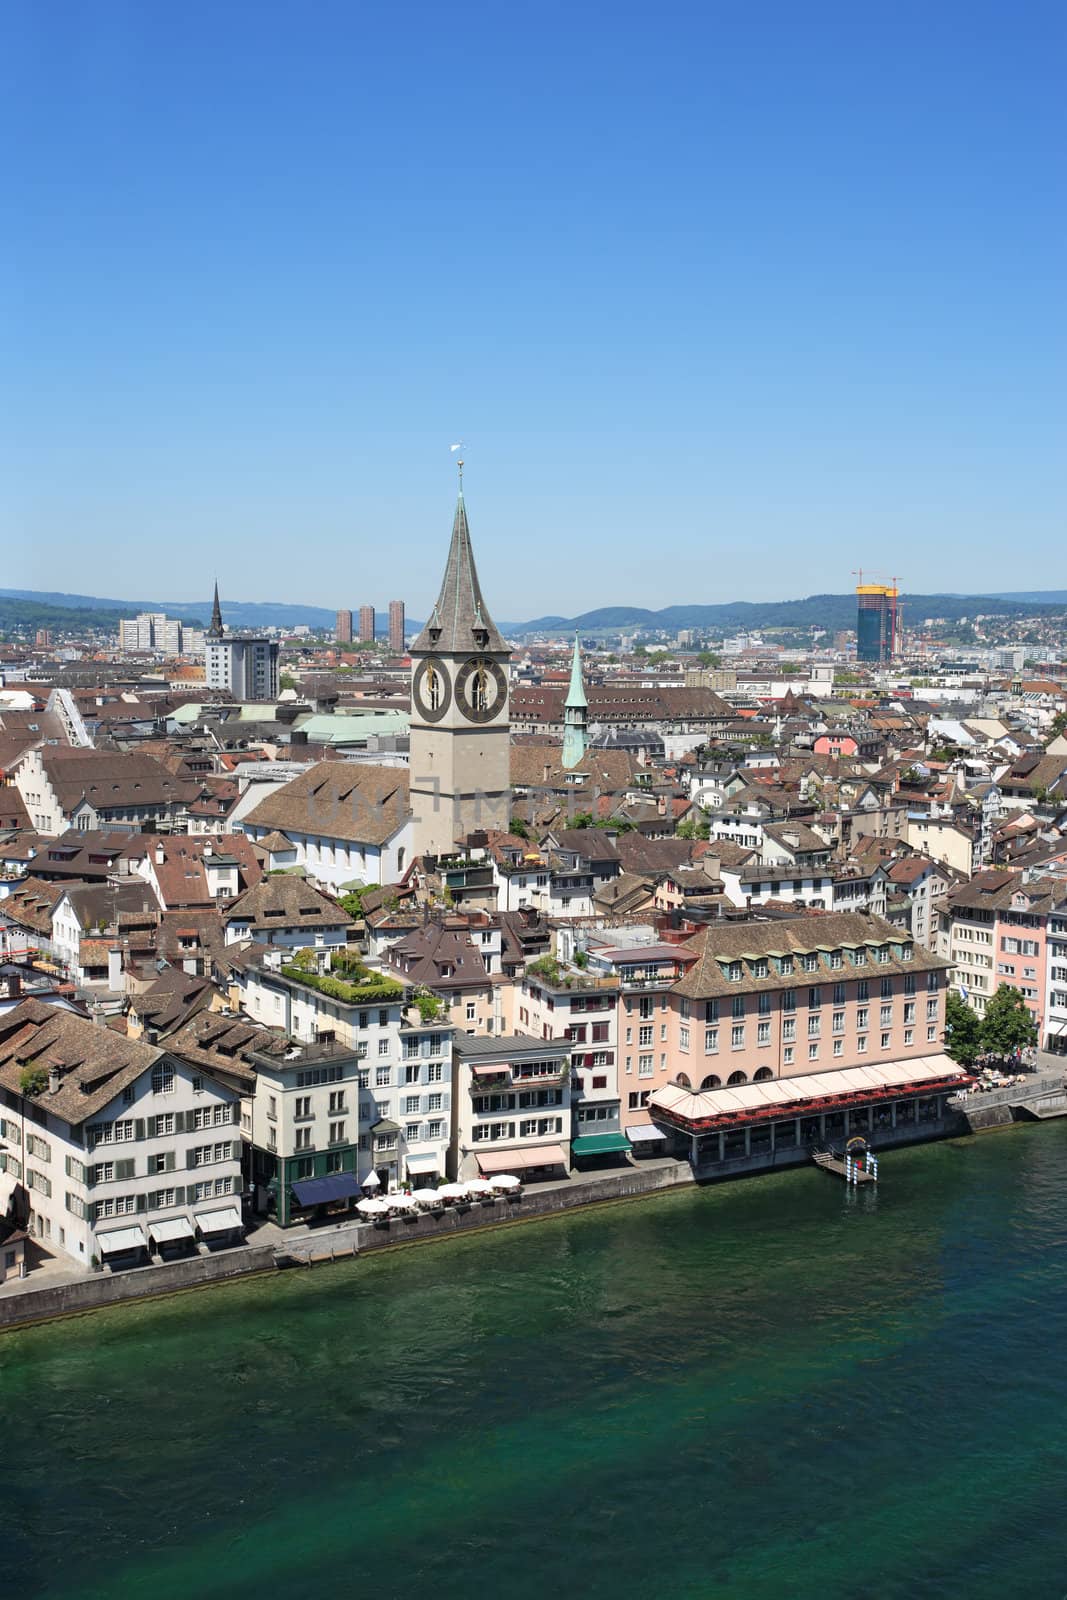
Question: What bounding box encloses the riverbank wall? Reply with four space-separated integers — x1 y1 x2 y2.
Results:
0 1244 276 1332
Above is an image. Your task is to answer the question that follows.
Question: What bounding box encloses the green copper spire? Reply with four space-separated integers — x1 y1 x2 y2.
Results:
565 633 587 709
561 634 588 769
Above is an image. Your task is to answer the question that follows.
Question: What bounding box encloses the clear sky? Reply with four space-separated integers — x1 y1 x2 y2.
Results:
2 0 1064 621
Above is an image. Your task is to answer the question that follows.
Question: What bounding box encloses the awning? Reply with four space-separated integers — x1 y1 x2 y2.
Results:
194 1206 242 1234
292 1173 361 1207
472 1063 507 1078
148 1216 194 1244
571 1132 631 1157
477 1143 567 1174
626 1122 668 1144
97 1225 146 1255
405 1152 440 1174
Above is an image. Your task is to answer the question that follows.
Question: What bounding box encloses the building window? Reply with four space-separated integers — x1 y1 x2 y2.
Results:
376 1066 390 1087
638 1054 654 1078
832 1010 845 1034
880 1005 892 1027
731 1025 744 1049
856 1007 868 1030
427 1092 442 1112
679 1026 690 1052
833 1039 843 1057
880 1032 891 1050
151 1066 175 1096
329 1121 346 1144
295 1127 312 1151
807 1015 820 1039
704 1028 719 1054
731 996 745 1020
857 1035 867 1053
808 1043 819 1060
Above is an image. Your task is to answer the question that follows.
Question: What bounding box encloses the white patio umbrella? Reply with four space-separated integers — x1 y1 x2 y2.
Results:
465 1178 496 1198
389 1194 418 1213
357 1197 390 1218
412 1188 444 1208
361 1171 381 1189
437 1183 469 1202
488 1174 521 1192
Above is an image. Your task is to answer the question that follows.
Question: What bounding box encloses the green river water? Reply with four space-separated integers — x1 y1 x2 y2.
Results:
4 1124 1067 1600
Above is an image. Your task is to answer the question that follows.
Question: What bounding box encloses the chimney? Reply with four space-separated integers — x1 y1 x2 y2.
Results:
155 843 165 865
48 1067 60 1095
108 947 123 990
203 840 213 857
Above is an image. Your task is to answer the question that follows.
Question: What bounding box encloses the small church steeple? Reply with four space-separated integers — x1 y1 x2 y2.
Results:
207 580 224 641
561 634 589 769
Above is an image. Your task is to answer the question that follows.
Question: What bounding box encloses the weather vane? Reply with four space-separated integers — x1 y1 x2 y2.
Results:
450 439 466 488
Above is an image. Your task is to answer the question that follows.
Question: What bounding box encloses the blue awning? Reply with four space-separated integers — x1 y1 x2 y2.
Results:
291 1173 361 1207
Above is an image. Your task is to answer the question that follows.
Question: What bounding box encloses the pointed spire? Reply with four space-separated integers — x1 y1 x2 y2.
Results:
208 580 224 640
411 483 507 655
565 633 588 709
561 634 589 770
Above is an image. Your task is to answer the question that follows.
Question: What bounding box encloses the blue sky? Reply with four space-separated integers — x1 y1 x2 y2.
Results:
2 0 1064 620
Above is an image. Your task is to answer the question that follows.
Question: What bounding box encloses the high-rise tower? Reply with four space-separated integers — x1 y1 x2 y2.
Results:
409 468 511 857
561 635 588 769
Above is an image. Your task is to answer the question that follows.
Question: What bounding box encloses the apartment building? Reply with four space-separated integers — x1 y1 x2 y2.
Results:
515 960 625 1158
226 948 453 1202
0 1000 244 1268
942 870 1057 1033
452 1034 572 1180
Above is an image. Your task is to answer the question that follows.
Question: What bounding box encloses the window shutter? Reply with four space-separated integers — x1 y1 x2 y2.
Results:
187 1148 196 1169
136 1193 146 1212
165 1151 175 1174
174 1186 185 1206
65 1155 72 1178
117 1160 134 1182
231 1102 240 1125
135 1119 145 1140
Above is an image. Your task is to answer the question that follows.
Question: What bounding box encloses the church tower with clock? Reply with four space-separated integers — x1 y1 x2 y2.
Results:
409 470 511 858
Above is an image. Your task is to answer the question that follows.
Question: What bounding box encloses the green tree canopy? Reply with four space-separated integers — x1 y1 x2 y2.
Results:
980 984 1038 1058
944 989 982 1067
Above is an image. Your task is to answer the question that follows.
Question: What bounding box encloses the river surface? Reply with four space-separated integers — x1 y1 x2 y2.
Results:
5 1124 1067 1600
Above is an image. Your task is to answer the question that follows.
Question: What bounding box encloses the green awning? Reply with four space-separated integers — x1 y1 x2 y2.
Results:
571 1132 631 1157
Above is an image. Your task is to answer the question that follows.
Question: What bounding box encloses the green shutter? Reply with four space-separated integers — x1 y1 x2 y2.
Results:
136 1193 146 1212
135 1118 145 1140
174 1186 185 1205
186 1148 196 1169
164 1151 175 1173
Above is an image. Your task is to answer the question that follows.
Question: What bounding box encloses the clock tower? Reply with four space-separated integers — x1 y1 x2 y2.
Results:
409 471 511 858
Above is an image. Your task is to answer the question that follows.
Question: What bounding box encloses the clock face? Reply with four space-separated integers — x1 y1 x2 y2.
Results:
412 657 451 722
455 656 507 724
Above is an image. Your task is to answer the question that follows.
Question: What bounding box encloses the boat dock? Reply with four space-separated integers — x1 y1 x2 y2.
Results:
812 1150 877 1184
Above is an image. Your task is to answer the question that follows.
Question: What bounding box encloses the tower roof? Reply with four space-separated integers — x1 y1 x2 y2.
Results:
411 489 507 655
565 634 588 709
208 581 224 640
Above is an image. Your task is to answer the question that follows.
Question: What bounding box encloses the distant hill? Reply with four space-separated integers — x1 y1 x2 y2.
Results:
515 592 1067 635
0 597 143 634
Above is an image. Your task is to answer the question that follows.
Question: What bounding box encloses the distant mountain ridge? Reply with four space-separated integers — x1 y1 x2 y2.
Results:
2 587 1064 638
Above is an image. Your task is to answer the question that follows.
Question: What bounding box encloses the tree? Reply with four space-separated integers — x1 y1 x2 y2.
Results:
697 650 721 668
572 812 593 829
509 815 529 839
338 885 368 917
19 1066 48 1098
980 984 1038 1058
944 989 982 1067
279 671 297 691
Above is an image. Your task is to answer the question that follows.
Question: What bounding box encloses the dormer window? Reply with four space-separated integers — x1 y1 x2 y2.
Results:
751 960 768 980
828 951 842 970
801 953 818 973
726 961 743 983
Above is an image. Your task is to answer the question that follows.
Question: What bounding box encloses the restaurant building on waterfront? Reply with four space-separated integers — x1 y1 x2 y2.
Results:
452 1034 573 1181
649 1055 969 1173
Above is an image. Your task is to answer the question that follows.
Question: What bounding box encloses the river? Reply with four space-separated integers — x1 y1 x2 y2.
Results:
4 1123 1067 1599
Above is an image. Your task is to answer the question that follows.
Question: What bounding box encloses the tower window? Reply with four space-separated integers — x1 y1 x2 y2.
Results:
425 664 442 711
